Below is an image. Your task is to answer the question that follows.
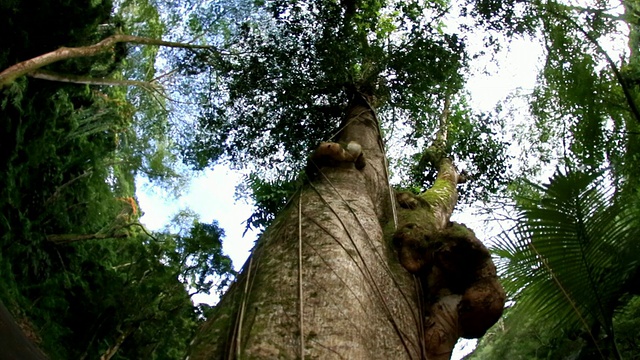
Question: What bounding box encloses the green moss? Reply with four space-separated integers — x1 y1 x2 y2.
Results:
395 205 438 233
420 177 456 208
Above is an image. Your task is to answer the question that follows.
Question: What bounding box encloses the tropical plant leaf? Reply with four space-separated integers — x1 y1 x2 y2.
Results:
493 169 640 341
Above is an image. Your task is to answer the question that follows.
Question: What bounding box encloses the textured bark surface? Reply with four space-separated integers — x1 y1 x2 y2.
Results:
189 94 505 359
392 146 505 359
189 96 423 359
0 300 48 360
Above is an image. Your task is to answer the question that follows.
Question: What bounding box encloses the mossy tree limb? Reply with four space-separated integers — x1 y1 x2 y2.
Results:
393 97 505 360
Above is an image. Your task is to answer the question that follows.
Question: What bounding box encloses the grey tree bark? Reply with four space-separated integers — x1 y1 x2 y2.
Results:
189 94 504 359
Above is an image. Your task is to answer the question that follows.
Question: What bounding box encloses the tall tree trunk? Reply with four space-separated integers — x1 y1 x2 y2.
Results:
189 94 504 359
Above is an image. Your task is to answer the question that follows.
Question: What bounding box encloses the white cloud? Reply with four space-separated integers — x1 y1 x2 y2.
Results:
137 165 257 272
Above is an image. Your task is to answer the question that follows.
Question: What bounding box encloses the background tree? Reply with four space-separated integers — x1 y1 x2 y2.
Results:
468 0 640 182
463 0 640 358
491 171 640 359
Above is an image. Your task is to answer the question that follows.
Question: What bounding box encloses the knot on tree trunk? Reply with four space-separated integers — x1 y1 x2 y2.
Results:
393 220 506 355
305 141 366 179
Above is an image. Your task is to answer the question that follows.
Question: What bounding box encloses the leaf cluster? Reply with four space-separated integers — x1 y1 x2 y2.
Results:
462 0 538 38
0 0 234 358
403 101 513 204
177 0 467 173
465 0 640 192
242 171 300 233
467 295 640 360
157 210 236 294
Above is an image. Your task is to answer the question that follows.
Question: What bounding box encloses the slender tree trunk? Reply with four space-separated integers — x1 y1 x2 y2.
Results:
99 325 138 360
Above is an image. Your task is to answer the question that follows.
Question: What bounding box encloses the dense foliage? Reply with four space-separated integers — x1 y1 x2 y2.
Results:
464 0 640 358
173 0 513 233
181 0 467 170
484 170 640 358
465 296 640 360
0 0 233 358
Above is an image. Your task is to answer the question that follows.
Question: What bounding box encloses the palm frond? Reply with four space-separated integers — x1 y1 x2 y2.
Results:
492 169 640 337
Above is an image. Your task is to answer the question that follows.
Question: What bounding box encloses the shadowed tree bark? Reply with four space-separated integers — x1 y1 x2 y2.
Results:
0 301 48 360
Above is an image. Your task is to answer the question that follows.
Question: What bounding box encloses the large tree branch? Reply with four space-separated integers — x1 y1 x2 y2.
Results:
45 168 93 205
46 232 129 245
0 34 215 88
419 95 460 229
393 95 505 360
99 324 139 360
29 69 170 105
46 221 159 245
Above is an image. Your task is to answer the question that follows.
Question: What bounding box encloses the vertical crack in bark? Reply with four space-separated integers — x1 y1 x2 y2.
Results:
297 197 305 359
308 167 415 358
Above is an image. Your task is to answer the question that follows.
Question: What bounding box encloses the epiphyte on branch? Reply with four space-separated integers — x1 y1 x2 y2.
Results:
393 221 505 340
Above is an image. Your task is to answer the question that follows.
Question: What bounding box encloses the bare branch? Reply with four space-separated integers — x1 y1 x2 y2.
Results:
46 232 129 245
45 168 93 205
29 69 172 106
0 34 216 88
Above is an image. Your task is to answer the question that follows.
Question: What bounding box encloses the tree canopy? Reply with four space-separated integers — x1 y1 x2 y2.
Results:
464 0 640 358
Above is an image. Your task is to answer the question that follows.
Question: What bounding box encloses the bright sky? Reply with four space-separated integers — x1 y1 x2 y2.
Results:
136 29 544 360
137 166 258 270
